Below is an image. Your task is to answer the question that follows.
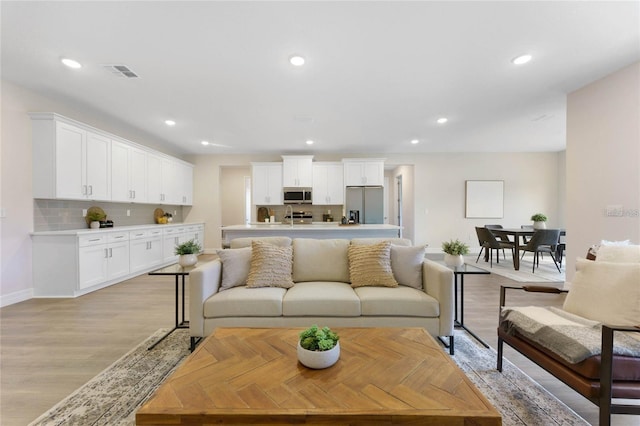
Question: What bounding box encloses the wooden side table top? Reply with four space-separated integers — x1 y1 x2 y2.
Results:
136 327 501 425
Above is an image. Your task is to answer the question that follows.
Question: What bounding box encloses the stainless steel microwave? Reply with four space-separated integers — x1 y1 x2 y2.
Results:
283 188 312 204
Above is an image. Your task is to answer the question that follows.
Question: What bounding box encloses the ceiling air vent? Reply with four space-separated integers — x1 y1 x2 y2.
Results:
101 64 140 78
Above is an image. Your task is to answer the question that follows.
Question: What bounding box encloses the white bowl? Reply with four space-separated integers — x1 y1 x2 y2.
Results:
297 341 340 369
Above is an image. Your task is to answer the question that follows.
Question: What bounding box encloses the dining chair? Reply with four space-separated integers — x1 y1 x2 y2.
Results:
475 227 515 267
520 225 533 245
518 229 562 273
485 224 513 256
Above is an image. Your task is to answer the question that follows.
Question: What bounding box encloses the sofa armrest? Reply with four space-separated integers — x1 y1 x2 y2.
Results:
189 259 222 338
499 285 568 308
423 259 455 336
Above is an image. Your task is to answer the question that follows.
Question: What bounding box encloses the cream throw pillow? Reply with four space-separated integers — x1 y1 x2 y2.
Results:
563 258 640 326
216 247 251 290
246 241 294 289
348 241 398 288
390 245 425 289
595 245 640 263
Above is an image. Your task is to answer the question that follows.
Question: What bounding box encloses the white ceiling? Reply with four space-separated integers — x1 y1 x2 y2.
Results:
2 1 639 155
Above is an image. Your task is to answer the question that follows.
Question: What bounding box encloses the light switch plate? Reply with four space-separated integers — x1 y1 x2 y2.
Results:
82 209 87 217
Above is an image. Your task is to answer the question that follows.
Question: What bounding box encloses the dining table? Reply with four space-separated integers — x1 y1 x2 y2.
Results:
487 228 566 271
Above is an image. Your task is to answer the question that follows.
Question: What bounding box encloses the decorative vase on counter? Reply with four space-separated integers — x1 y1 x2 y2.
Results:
297 341 340 369
90 221 100 229
444 254 464 267
533 221 546 230
178 254 198 267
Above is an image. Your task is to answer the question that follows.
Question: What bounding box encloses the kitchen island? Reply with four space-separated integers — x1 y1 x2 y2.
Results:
221 223 402 247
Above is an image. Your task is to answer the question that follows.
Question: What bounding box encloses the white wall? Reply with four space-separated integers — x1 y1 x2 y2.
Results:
566 61 640 279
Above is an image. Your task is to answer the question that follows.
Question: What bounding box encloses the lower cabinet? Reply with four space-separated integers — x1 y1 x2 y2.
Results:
31 223 205 297
130 229 163 274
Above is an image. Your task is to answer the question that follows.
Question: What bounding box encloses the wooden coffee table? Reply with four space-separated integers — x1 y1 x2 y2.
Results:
136 327 501 425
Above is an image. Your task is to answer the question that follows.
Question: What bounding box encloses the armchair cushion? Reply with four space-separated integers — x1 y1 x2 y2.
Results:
563 259 640 326
595 244 640 263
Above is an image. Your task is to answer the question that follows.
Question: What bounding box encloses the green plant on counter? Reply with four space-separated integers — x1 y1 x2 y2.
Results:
174 239 202 255
441 239 470 256
299 325 339 351
87 211 106 222
530 213 548 222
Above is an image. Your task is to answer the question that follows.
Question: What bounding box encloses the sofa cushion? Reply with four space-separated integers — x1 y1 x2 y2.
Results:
350 238 412 246
390 245 425 289
282 282 361 316
348 241 398 288
216 247 251 290
246 241 294 289
563 258 640 326
292 238 350 283
230 236 292 249
595 244 640 263
204 286 286 317
355 286 440 317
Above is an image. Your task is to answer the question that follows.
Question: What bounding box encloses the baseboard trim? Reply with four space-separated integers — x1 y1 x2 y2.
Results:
0 288 33 308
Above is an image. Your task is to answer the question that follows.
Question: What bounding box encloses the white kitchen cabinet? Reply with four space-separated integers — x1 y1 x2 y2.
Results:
130 229 163 273
78 233 130 290
147 154 192 205
312 162 344 205
31 112 193 206
282 155 313 187
111 140 147 202
343 159 385 186
252 162 283 205
31 114 111 201
32 223 205 297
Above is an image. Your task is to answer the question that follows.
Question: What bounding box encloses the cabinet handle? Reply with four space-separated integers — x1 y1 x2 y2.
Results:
104 248 109 258
133 190 136 199
89 185 93 195
109 248 113 257
89 238 101 242
114 235 123 239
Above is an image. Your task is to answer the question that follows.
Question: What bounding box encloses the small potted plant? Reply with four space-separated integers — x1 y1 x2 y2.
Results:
442 239 469 267
530 213 548 230
297 325 340 369
174 239 202 267
87 211 106 229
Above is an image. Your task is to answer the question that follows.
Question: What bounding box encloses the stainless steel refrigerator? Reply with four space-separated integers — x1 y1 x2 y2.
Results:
345 186 384 224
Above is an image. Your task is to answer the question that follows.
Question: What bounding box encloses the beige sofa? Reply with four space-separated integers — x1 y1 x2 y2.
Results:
189 237 455 353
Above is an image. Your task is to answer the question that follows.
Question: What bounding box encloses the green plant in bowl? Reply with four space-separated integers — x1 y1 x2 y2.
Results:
441 239 470 256
174 239 202 255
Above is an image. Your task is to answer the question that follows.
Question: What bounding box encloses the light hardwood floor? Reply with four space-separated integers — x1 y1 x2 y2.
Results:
0 255 635 425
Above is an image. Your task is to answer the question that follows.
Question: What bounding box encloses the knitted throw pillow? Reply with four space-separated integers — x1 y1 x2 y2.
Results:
348 241 398 288
246 241 294 289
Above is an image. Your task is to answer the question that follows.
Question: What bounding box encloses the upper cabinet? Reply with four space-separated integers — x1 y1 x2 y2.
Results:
252 162 283 205
32 116 111 201
282 155 313 187
111 140 147 203
343 159 385 186
30 113 193 206
312 162 344 205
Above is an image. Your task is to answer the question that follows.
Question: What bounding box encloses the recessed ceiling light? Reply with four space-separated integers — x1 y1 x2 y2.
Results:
289 55 305 66
436 117 448 124
164 120 176 126
61 58 82 69
201 141 209 146
512 54 532 65
411 139 419 145
305 140 314 145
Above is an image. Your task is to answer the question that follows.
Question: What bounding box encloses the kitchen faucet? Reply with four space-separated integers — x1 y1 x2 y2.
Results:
285 205 294 227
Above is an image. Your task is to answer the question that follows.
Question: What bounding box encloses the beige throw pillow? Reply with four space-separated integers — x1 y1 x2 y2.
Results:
348 241 398 288
391 245 426 289
563 258 640 326
216 247 252 291
246 241 295 289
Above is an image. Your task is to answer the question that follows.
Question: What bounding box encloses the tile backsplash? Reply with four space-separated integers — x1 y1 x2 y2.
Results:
34 199 184 231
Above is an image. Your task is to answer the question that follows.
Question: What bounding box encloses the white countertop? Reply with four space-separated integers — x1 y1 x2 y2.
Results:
31 222 205 236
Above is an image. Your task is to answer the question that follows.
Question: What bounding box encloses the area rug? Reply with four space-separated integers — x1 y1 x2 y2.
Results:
29 329 587 426
465 254 566 283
